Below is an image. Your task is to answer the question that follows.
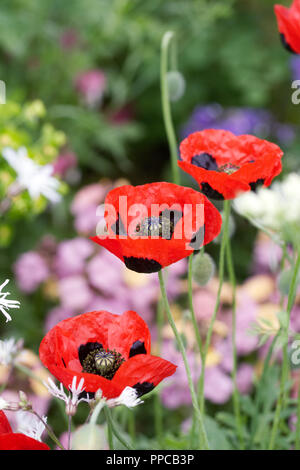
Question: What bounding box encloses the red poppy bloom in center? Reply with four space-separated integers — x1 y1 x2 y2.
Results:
39 310 177 399
275 1 300 54
0 411 49 450
91 182 222 273
178 130 283 200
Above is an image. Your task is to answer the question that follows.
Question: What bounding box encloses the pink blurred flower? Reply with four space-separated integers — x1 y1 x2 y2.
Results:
234 294 258 355
71 183 107 215
236 364 254 394
74 69 106 107
58 275 93 311
193 289 217 322
204 366 233 404
44 306 74 332
60 29 79 50
161 339 233 408
54 238 94 278
253 235 282 274
71 183 108 234
161 341 199 409
14 252 49 293
53 151 77 177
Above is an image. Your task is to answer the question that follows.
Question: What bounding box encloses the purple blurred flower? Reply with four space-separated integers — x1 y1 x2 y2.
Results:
234 294 258 355
74 69 106 107
58 275 93 312
236 364 254 394
54 238 94 278
44 306 74 332
71 183 108 235
290 56 300 81
204 366 233 404
14 251 49 293
161 341 199 409
60 29 79 50
182 104 295 146
53 151 77 178
252 235 282 274
161 340 233 408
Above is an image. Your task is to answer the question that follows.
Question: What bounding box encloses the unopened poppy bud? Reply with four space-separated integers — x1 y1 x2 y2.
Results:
71 423 106 450
192 253 215 286
167 71 186 102
18 390 32 411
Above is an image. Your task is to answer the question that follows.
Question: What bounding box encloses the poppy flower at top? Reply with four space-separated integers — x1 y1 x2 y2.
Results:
39 309 177 399
275 0 300 54
178 130 283 200
91 182 222 274
0 411 49 450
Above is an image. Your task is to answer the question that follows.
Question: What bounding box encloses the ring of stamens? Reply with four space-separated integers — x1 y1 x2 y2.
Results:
217 163 240 175
82 348 125 380
135 216 174 239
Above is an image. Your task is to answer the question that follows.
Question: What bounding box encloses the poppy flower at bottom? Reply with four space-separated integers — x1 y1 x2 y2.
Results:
0 411 49 450
39 310 177 399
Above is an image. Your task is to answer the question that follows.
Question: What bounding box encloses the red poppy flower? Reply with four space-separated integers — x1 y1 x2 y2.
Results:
0 411 49 450
275 1 300 54
90 182 222 273
178 130 283 200
39 310 177 399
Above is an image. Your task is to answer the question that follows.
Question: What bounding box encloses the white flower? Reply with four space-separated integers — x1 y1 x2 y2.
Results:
107 387 143 409
0 279 20 322
16 411 46 442
44 376 90 416
233 173 300 245
0 338 21 365
0 396 20 411
2 146 61 203
0 397 9 410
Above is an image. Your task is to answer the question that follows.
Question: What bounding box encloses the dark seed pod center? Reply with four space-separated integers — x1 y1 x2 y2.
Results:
135 216 174 240
81 348 125 380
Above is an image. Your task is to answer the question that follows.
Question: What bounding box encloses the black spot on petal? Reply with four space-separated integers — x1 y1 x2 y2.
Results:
78 342 103 367
61 357 67 368
124 256 162 273
129 340 147 358
111 214 127 236
190 224 205 250
191 153 218 171
280 33 297 54
133 382 155 398
200 182 224 200
250 178 264 192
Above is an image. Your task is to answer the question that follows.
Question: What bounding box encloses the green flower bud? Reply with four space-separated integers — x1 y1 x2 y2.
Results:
167 71 186 102
71 423 106 450
192 252 215 286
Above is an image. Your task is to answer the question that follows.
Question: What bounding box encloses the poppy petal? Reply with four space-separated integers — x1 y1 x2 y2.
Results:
0 433 50 450
0 411 12 434
112 354 177 396
108 310 151 360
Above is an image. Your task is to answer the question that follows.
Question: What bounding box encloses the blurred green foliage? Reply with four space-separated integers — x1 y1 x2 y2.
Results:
0 0 295 181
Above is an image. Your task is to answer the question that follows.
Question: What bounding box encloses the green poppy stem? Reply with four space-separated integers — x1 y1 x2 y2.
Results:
197 199 230 414
225 211 244 449
269 251 300 450
158 269 209 449
160 31 180 185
